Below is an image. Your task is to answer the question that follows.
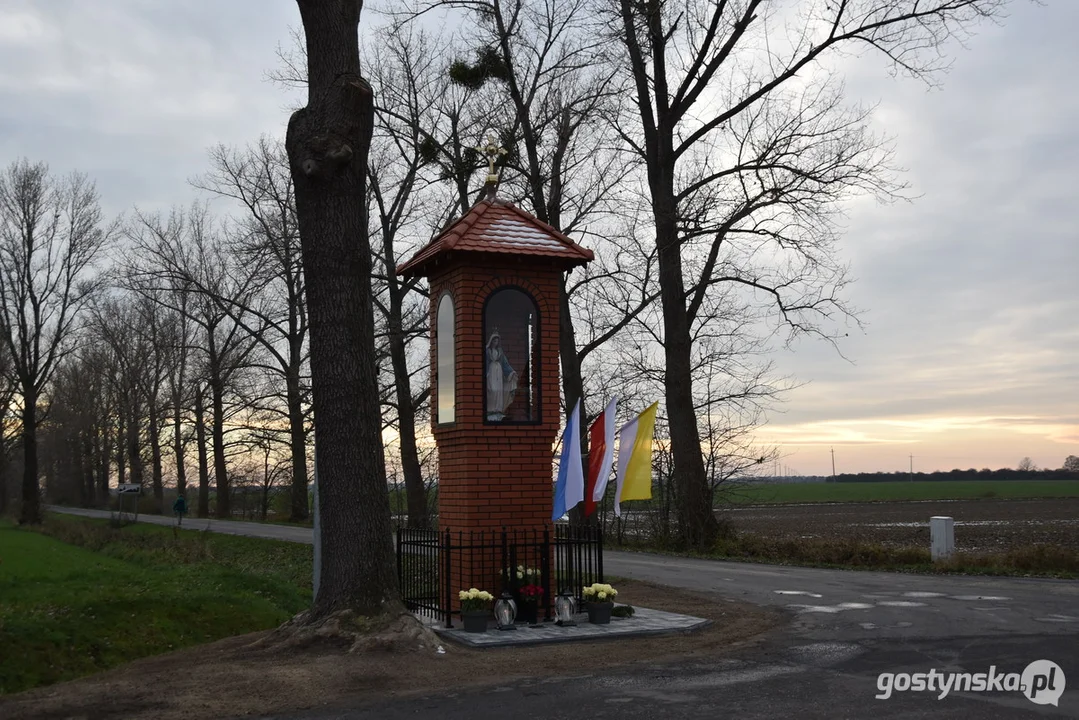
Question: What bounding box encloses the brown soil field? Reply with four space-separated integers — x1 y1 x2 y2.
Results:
725 498 1079 553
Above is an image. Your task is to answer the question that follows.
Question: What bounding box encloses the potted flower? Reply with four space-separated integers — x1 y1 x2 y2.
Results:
459 588 494 633
582 583 618 624
516 583 544 625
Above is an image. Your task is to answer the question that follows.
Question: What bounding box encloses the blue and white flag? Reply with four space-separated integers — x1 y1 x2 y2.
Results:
552 400 585 521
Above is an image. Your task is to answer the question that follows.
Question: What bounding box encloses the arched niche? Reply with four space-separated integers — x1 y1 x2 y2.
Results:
436 292 455 424
482 286 539 424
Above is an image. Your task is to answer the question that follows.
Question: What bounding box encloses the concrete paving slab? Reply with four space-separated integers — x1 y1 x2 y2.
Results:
434 606 710 648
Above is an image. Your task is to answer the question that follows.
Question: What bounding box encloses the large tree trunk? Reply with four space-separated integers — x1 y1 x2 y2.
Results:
653 182 718 549
194 388 210 518
19 386 40 525
286 374 309 522
209 376 229 518
148 400 164 513
286 0 399 617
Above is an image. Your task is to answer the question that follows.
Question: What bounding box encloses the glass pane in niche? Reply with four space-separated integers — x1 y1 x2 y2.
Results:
484 288 538 423
436 293 455 424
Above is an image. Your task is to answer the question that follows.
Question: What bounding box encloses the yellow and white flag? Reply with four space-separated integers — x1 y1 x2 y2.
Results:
614 402 659 517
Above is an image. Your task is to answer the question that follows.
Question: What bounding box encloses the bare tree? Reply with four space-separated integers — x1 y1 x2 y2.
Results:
126 206 260 518
163 282 192 500
0 160 113 524
192 139 312 522
1017 457 1037 473
286 0 400 616
0 345 18 514
366 27 460 529
608 0 1007 548
90 296 148 505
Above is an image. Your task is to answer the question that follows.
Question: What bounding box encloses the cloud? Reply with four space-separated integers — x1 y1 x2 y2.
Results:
758 1 1079 471
0 0 303 216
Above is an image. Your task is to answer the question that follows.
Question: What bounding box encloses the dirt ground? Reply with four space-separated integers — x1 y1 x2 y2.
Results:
0 579 784 720
727 498 1079 552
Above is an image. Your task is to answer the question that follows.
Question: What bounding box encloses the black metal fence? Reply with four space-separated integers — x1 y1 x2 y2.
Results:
396 524 603 628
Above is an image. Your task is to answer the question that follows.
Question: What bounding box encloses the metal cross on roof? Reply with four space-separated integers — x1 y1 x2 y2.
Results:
475 133 507 184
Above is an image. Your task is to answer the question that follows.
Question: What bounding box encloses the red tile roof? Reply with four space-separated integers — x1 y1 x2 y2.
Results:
396 198 594 277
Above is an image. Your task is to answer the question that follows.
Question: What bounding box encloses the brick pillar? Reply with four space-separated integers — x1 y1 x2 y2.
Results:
430 265 560 599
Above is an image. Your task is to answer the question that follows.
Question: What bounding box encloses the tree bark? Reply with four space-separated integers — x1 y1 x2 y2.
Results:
287 0 399 617
194 387 210 518
19 386 40 524
655 201 718 548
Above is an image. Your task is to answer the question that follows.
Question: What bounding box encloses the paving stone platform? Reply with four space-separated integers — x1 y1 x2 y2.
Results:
432 607 711 648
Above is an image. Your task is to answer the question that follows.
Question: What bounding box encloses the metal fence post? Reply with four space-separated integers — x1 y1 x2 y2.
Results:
597 524 604 583
542 526 552 621
443 528 453 628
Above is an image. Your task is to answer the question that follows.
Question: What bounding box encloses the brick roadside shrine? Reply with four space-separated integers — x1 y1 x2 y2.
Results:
396 147 593 602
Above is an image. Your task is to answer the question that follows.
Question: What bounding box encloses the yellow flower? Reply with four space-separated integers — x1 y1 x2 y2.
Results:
458 590 468 600
597 591 607 600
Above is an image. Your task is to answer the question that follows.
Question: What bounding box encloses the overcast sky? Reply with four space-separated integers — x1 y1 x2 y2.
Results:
0 0 1075 476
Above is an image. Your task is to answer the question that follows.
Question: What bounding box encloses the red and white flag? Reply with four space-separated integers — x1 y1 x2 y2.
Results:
584 397 618 517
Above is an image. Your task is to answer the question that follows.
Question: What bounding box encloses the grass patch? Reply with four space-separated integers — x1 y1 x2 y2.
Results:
612 532 1079 578
0 514 312 695
730 480 1079 505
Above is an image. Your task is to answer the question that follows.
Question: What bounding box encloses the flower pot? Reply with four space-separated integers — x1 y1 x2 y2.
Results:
518 600 539 625
586 601 614 625
461 610 489 633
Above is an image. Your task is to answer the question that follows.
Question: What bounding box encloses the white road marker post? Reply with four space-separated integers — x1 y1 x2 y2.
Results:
930 516 955 561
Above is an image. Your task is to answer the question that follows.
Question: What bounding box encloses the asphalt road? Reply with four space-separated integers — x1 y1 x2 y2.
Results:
48 505 1079 718
48 504 316 543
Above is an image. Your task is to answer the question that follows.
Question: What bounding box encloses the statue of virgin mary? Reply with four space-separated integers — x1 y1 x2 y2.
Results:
486 331 518 421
